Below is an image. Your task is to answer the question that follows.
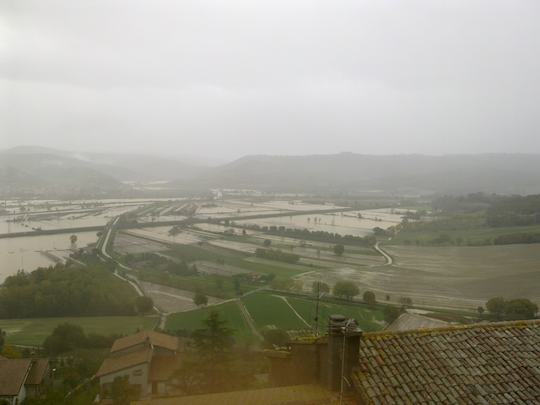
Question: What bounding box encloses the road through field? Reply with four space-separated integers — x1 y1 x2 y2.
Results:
98 217 167 328
274 295 311 328
374 242 393 265
236 300 263 340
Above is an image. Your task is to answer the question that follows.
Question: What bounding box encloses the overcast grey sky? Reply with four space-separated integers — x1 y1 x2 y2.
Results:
1 0 539 159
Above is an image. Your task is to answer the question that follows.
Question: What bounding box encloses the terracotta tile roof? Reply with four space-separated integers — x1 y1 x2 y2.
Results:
26 358 49 385
133 384 345 405
96 347 152 377
0 359 32 396
385 312 449 332
110 330 178 353
352 320 540 404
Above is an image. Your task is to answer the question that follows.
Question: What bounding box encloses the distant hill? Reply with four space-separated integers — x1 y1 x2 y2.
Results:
0 150 128 197
0 146 208 197
177 153 540 195
4 148 540 197
78 152 208 182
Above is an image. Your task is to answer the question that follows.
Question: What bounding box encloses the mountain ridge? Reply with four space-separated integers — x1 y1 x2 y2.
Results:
177 152 540 195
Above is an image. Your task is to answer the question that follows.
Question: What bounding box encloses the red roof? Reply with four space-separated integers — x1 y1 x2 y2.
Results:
0 359 32 396
96 347 152 377
353 320 540 404
110 330 178 353
26 359 49 385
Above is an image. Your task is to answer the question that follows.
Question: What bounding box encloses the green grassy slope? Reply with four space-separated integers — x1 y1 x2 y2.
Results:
0 316 158 346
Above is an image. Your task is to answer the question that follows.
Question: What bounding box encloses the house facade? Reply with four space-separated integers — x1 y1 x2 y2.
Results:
96 330 182 400
0 358 50 405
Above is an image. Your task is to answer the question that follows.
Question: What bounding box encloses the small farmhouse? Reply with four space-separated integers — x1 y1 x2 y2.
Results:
96 330 182 400
0 358 50 405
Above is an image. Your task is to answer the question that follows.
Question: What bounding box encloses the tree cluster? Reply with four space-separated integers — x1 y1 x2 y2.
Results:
332 280 359 300
487 194 540 227
333 244 345 256
134 296 154 313
0 264 137 318
493 232 540 245
255 248 300 264
124 253 197 276
43 323 118 355
486 297 538 320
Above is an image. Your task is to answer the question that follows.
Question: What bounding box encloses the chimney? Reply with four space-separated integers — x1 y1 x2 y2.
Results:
327 314 362 391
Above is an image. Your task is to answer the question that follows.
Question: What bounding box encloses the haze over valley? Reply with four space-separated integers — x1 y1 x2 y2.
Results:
1 1 540 403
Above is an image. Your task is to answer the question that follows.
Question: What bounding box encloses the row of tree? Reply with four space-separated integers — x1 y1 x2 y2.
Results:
254 248 300 264
312 280 377 304
493 232 540 245
244 225 377 247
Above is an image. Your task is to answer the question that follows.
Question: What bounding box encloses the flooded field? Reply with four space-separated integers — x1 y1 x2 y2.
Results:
235 208 404 237
0 204 143 234
125 227 203 245
195 260 251 276
207 239 258 254
253 200 345 212
191 199 348 220
192 223 257 235
297 243 540 310
113 232 169 255
0 231 99 281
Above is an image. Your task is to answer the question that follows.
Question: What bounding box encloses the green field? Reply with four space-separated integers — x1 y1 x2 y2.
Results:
0 316 159 346
286 297 384 332
165 292 386 345
165 301 255 343
389 214 540 246
138 269 260 299
242 293 308 330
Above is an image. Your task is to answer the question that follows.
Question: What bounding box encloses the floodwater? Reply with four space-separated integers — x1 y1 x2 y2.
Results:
125 227 202 245
0 204 142 234
236 208 404 237
193 223 258 235
0 231 99 281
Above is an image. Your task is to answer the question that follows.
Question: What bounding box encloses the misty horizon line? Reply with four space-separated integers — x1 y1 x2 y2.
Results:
2 144 540 165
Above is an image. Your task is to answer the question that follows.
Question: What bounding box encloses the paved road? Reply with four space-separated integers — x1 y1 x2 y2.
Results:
374 241 393 265
97 217 167 328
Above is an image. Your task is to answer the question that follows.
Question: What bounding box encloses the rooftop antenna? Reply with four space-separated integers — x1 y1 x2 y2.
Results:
340 319 354 405
314 280 320 336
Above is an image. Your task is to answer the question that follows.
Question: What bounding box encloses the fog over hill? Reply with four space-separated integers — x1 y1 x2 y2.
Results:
2 147 540 197
0 146 206 197
178 153 540 195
